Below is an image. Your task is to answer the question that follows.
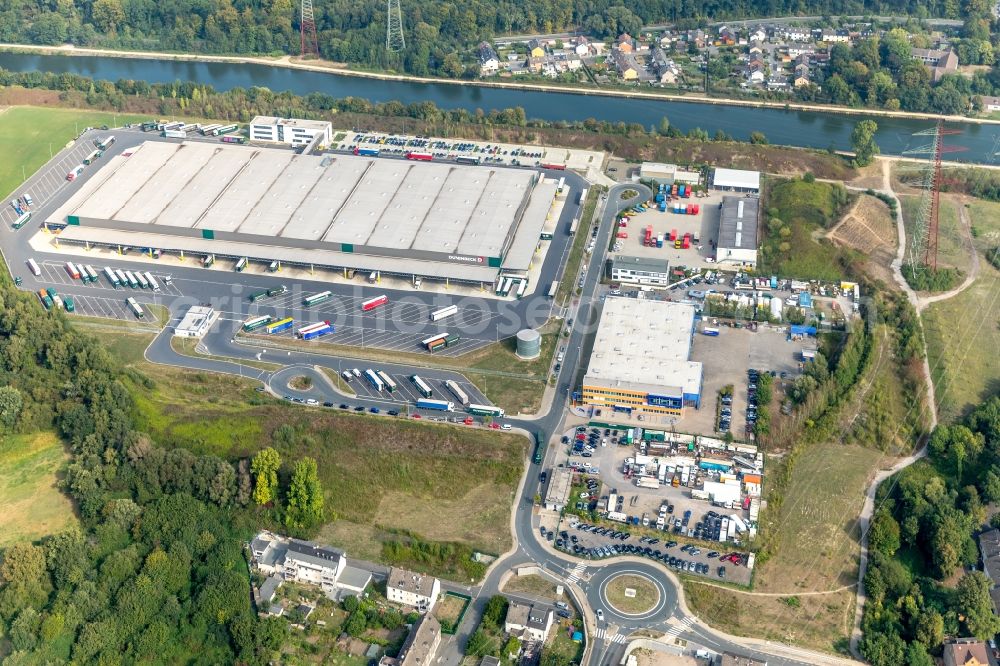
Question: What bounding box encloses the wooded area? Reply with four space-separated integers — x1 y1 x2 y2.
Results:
0 0 982 77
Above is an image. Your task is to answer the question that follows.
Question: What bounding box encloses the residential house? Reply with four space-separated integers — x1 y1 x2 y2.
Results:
386 567 441 612
816 28 850 43
478 42 500 75
978 527 1000 613
554 52 582 71
527 55 546 73
257 575 282 607
942 638 994 666
396 615 442 666
748 43 763 57
794 62 811 87
616 33 634 53
981 95 1000 112
749 26 767 43
786 44 816 58
612 50 638 81
745 64 766 84
686 29 707 49
574 36 592 56
780 25 811 41
527 39 545 58
911 47 959 82
504 602 555 642
718 26 737 46
650 47 679 84
767 75 790 90
250 531 372 600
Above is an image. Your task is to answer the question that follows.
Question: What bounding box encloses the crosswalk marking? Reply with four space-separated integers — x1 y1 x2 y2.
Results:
565 562 586 585
664 616 697 639
593 628 627 644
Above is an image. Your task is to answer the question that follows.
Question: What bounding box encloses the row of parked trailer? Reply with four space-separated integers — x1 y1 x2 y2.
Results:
495 276 528 298
66 136 116 181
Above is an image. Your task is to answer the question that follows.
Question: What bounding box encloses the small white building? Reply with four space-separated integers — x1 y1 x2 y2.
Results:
249 116 333 146
173 305 216 338
386 567 441 612
504 602 554 642
712 167 760 193
611 255 671 287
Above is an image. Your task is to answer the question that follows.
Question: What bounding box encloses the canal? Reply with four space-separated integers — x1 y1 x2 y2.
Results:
1 51 997 163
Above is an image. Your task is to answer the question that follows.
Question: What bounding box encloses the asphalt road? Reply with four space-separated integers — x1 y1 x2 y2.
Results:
1 130 825 666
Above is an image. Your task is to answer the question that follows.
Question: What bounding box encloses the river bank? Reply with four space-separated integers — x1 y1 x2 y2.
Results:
2 42 998 127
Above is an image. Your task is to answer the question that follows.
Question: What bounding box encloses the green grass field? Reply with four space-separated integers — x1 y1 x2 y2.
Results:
759 179 855 280
899 195 967 274
88 327 527 561
0 107 148 199
923 199 1000 422
0 431 77 546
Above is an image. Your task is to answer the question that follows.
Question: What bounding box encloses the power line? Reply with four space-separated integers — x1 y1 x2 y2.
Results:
300 0 319 58
386 0 405 52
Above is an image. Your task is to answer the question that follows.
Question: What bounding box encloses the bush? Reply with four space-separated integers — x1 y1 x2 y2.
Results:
901 264 962 292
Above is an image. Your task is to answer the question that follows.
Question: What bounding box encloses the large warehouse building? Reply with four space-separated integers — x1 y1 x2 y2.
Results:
581 297 702 418
48 140 557 284
715 196 759 266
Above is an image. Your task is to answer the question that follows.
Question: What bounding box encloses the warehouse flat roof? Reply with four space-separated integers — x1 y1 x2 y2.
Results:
54 226 500 282
718 196 759 250
611 255 670 274
250 116 333 131
49 141 549 276
713 168 760 191
584 297 702 396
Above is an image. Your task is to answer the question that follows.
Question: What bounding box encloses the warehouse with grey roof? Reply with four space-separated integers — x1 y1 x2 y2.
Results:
48 140 558 283
715 196 759 266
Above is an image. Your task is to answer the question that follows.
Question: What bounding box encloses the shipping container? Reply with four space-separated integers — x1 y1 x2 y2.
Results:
540 163 566 170
234 257 248 272
430 305 458 321
455 156 480 165
103 267 120 287
354 147 380 157
303 291 332 307
126 297 144 319
410 375 433 398
445 380 470 405
221 135 247 144
144 271 160 292
264 317 293 334
242 315 273 332
405 151 433 161
212 124 239 136
422 334 447 351
97 135 116 150
361 294 388 311
416 398 454 411
296 321 333 340
364 369 384 392
468 404 505 417
65 262 81 280
162 129 187 139
376 370 397 393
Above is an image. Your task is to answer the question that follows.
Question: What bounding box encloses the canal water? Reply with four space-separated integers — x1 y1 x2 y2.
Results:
1 51 996 163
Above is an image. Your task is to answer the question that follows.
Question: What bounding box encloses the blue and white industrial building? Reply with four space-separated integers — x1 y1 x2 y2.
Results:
581 297 703 418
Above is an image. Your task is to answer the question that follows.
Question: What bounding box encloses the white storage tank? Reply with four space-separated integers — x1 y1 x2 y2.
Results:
516 329 541 359
769 296 783 321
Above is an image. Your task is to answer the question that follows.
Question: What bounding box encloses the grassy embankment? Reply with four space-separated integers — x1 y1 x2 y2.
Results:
685 195 923 655
0 106 149 197
96 331 527 581
759 178 857 280
557 187 601 306
0 107 153 547
923 198 1000 422
0 431 77 546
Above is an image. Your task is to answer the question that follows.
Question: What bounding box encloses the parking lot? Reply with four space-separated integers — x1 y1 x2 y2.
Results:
326 368 486 408
240 288 500 357
609 190 730 271
545 518 752 586
687 325 811 437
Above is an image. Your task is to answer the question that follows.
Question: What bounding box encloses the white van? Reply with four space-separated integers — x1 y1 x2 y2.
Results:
341 370 352 382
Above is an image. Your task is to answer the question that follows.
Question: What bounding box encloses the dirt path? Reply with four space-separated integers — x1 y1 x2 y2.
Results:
688 580 857 597
848 157 940 660
916 203 981 311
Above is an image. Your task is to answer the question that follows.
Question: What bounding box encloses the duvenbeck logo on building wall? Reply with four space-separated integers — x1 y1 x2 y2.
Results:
447 255 485 263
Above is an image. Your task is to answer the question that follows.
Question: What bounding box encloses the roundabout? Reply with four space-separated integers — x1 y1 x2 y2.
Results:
590 564 676 623
604 573 661 616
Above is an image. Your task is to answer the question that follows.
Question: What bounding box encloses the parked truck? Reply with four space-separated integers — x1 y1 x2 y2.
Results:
635 476 660 489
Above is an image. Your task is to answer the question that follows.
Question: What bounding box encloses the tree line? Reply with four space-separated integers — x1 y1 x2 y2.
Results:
861 395 1000 665
0 278 321 661
0 0 978 77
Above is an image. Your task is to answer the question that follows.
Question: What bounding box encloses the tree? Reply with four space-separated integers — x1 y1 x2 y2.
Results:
483 595 508 627
749 131 768 145
465 628 495 657
956 571 1000 638
285 457 324 528
0 386 23 430
869 509 901 557
250 447 280 506
1 542 47 585
851 120 880 167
